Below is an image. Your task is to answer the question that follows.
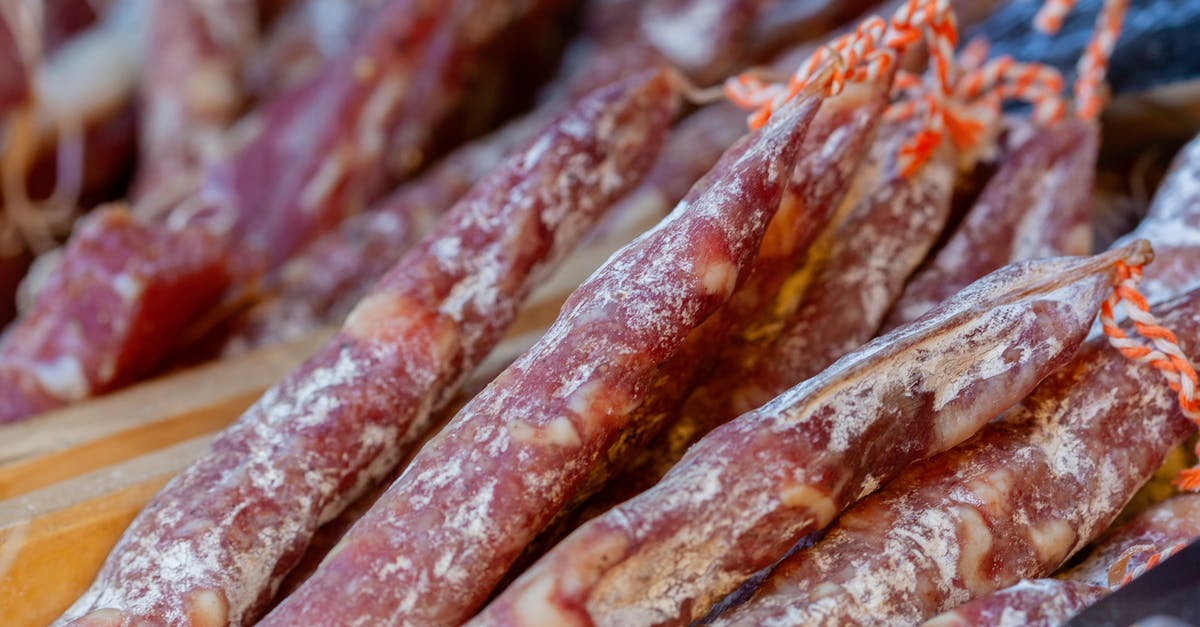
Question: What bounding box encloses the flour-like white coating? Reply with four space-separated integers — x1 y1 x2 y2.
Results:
26 353 90 401
110 272 145 304
770 263 1108 455
19 317 92 401
306 0 364 55
995 605 1029 627
640 0 721 71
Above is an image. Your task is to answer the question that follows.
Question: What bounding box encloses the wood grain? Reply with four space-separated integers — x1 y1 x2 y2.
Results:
0 436 215 627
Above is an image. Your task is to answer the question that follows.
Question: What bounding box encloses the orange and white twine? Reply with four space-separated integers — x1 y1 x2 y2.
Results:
724 0 1070 178
1034 0 1078 35
724 0 960 175
1119 542 1188 587
724 15 895 131
1073 0 1127 119
1100 262 1200 492
886 0 957 94
1036 0 1129 120
885 46 1065 176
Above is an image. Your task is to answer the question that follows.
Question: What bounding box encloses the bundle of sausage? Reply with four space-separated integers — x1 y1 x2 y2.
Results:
3 0 1199 625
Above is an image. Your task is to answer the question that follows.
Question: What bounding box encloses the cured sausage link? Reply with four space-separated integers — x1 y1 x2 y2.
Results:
56 69 678 627
715 284 1200 626
691 118 956 429
882 118 1098 330
194 0 571 277
933 494 1200 626
528 83 893 560
588 81 888 497
920 579 1107 627
222 112 545 353
588 120 952 524
1064 493 1200 588
263 90 824 627
474 242 1150 627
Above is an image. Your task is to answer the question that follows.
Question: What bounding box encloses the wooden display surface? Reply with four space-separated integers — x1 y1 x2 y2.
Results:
0 216 652 627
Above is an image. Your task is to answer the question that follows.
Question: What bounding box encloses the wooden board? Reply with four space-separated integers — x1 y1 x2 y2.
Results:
0 437 213 627
0 211 651 626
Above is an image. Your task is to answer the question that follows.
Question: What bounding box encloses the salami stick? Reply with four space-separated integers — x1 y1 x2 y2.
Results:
921 579 1107 627
231 101 748 354
715 278 1200 627
133 0 257 201
592 102 749 238
190 0 569 277
222 113 545 353
589 80 888 468
688 118 956 427
240 0 807 353
608 122 949 495
0 210 231 423
233 34 759 353
535 84 894 546
882 118 1098 330
57 69 678 627
475 242 1149 627
884 0 1130 329
934 495 1200 626
263 87 825 627
1063 493 1200 588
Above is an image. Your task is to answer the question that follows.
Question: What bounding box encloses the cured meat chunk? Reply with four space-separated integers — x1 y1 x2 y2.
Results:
476 242 1150 626
263 88 824 627
0 209 230 423
715 279 1200 627
883 119 1098 330
922 579 1106 627
57 68 678 627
